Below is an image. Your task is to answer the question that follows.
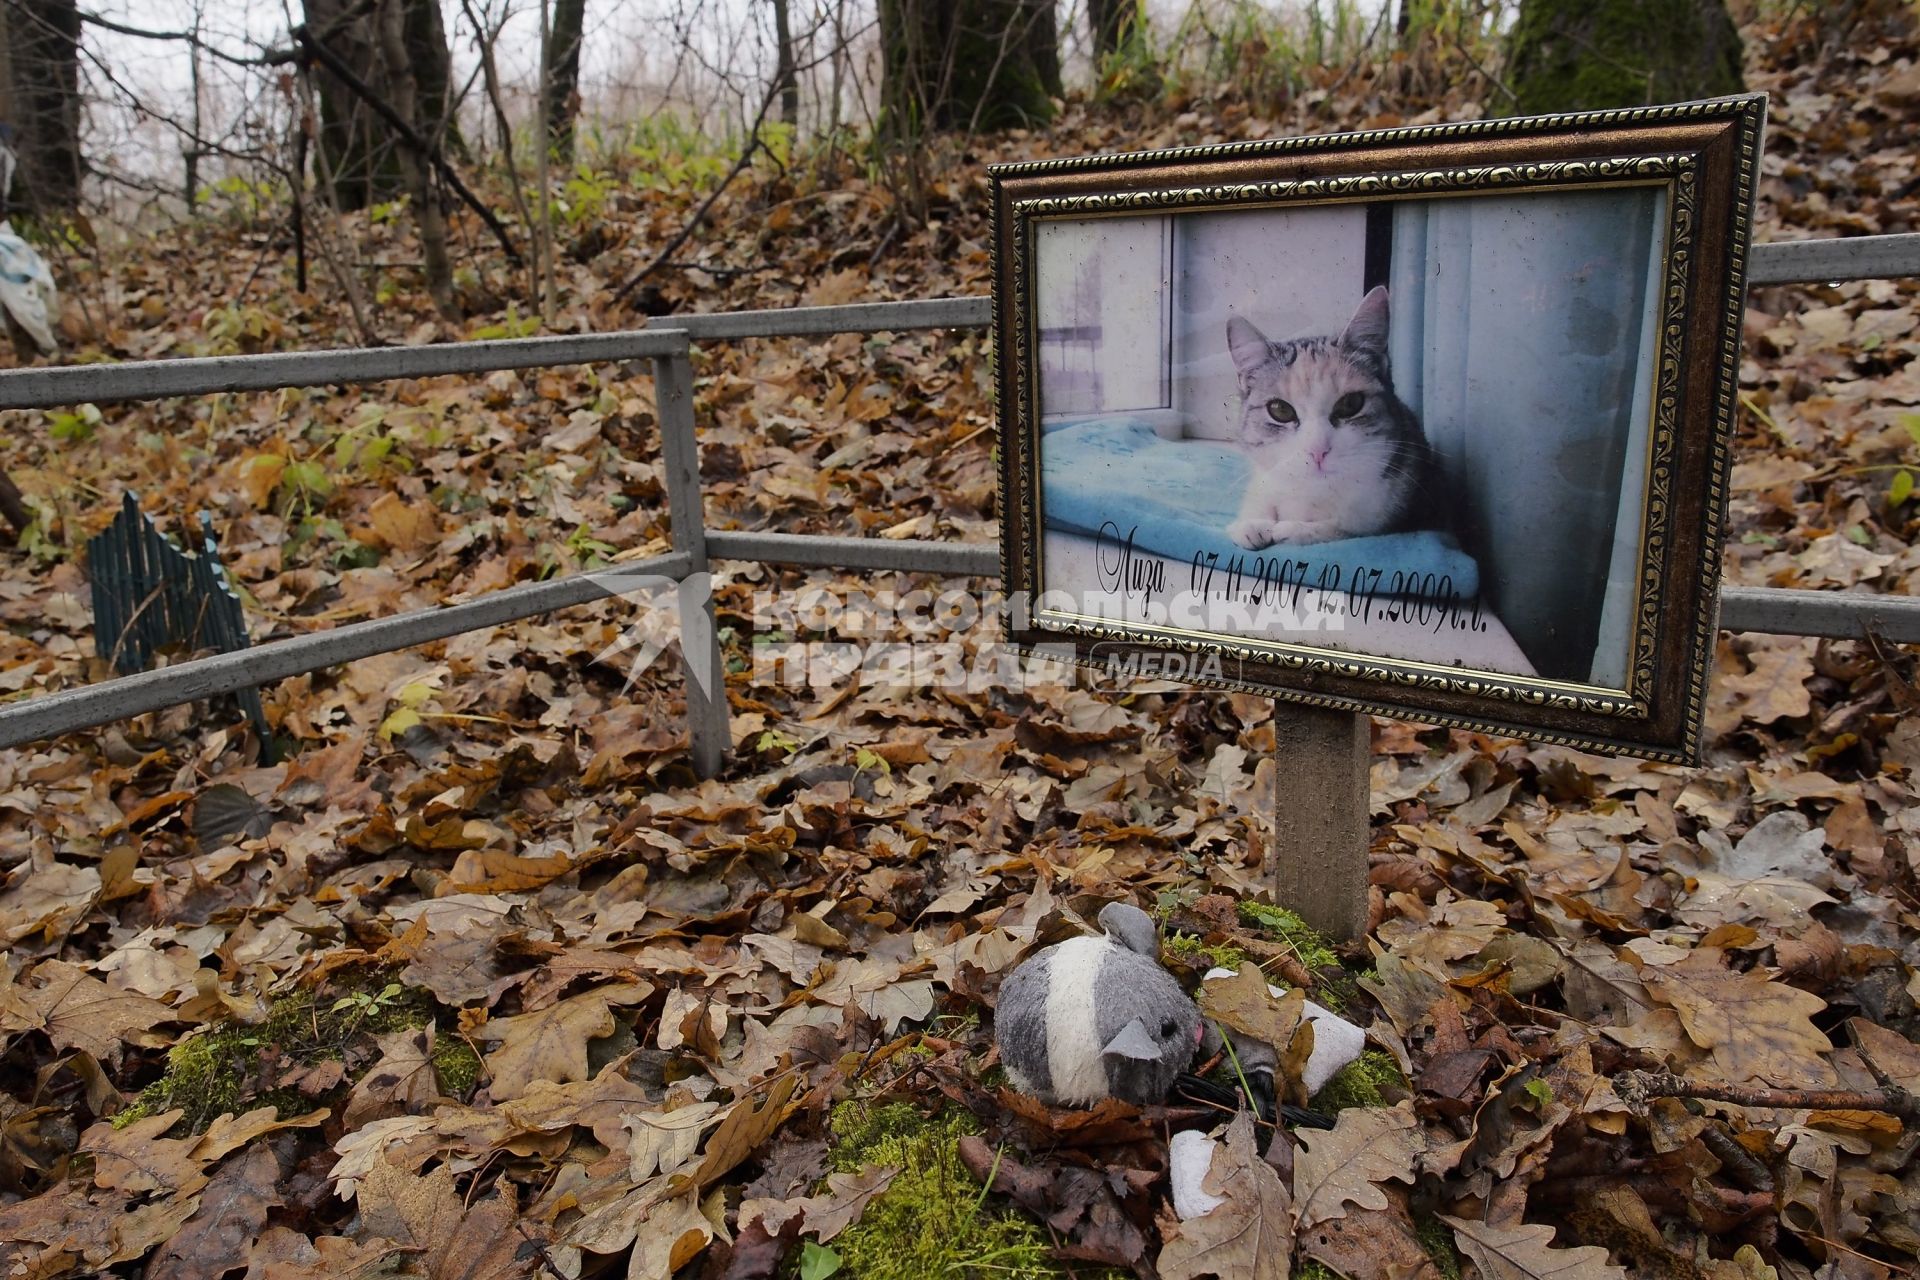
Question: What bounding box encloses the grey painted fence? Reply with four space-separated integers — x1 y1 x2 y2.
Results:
0 232 1915 771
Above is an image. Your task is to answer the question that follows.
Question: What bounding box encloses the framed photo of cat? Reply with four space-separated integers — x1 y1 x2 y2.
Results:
991 95 1766 763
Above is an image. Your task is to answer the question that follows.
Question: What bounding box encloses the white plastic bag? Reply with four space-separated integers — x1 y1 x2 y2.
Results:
0 136 58 356
0 220 58 355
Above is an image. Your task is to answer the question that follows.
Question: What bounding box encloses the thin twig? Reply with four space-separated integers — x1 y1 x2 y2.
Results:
1699 1122 1775 1193
459 0 537 308
1616 1070 1920 1124
1449 30 1517 107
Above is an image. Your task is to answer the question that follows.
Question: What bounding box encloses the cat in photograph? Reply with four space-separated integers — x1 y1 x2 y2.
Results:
1223 286 1435 550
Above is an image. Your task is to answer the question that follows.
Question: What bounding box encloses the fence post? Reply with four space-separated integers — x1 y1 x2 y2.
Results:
654 347 729 779
1267 704 1370 942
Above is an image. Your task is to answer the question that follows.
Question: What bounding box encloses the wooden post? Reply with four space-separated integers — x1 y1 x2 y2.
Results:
1267 703 1370 942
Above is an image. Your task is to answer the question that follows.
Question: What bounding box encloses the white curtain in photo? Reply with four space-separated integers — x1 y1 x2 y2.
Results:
1389 189 1665 689
1035 217 1173 420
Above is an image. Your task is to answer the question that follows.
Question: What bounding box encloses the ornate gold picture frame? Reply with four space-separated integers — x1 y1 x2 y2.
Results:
992 95 1766 763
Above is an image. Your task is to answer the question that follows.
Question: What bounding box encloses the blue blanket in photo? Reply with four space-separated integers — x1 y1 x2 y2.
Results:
1041 417 1480 596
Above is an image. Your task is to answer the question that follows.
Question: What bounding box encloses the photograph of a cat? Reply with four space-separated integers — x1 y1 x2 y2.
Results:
1223 286 1435 550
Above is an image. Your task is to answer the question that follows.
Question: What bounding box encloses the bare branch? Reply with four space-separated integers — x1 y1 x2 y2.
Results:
1616 1070 1920 1125
67 5 299 67
609 79 781 308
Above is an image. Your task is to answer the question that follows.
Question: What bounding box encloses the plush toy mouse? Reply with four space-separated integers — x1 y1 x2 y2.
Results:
994 901 1202 1106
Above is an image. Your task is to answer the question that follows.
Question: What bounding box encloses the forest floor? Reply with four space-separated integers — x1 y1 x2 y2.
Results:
0 4 1918 1279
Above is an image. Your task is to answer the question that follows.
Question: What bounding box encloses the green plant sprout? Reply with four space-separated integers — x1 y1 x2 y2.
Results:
332 981 405 1027
48 403 101 443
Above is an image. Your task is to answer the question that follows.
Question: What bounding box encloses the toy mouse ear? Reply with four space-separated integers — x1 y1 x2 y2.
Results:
1102 1018 1161 1062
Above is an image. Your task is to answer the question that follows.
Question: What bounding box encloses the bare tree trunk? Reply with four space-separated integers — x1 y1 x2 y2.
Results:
302 0 390 210
1024 0 1060 106
184 9 203 209
535 0 556 322
0 1 13 216
772 0 799 127
1508 0 1743 115
4 0 84 211
403 0 462 159
296 68 376 343
301 0 460 208
878 0 1060 136
544 0 587 162
372 0 456 319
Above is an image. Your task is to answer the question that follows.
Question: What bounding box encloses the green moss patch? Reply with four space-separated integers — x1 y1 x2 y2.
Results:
1163 930 1246 972
823 1100 1117 1280
1236 901 1340 973
1415 1211 1466 1280
1309 1049 1406 1114
120 972 446 1134
431 1035 483 1099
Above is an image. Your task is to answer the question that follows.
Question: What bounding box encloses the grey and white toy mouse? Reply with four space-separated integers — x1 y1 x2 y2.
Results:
994 901 1202 1106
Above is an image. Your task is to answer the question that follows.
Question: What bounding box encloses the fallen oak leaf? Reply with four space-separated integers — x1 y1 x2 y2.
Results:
501 1063 662 1151
195 1104 329 1163
1641 948 1835 1086
0 855 102 945
144 1143 281 1280
76 1110 204 1195
738 1163 900 1244
694 1074 801 1189
626 1101 724 1182
363 490 439 552
389 917 515 1007
473 982 651 1100
1291 1102 1423 1230
808 956 934 1033
16 959 173 1064
235 1226 405 1278
1156 1111 1292 1280
1707 638 1814 737
354 1157 528 1280
1849 1018 1920 1090
274 732 373 809
1439 1214 1627 1280
628 1187 722 1280
103 789 195 836
108 1186 206 1267
954 1134 1149 1269
0 1093 69 1184
717 1220 795 1280
1296 1195 1444 1280
327 1115 441 1200
1199 965 1305 1051
0 1183 129 1270
443 847 577 895
344 1027 445 1127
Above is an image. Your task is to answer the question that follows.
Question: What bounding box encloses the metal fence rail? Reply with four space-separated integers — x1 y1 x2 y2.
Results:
0 233 1915 769
1749 233 1920 286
